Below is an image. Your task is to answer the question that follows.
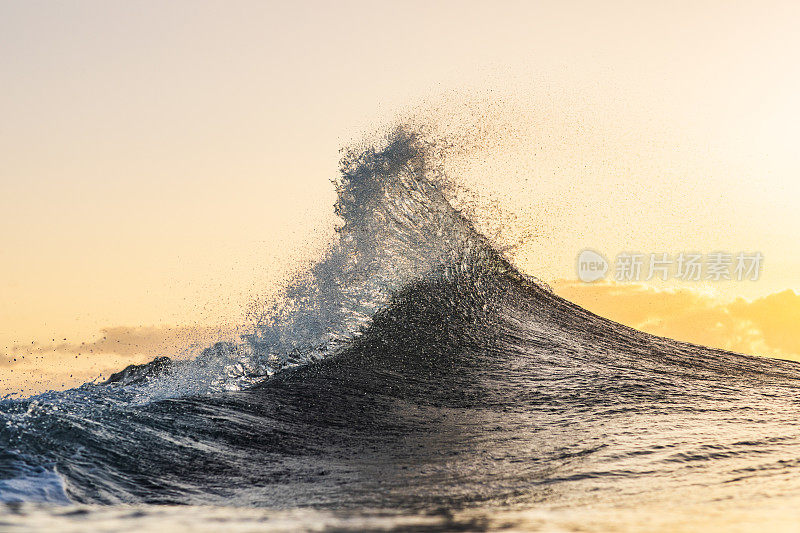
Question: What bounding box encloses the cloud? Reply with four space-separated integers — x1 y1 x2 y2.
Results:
1 324 239 395
12 325 238 359
552 280 800 361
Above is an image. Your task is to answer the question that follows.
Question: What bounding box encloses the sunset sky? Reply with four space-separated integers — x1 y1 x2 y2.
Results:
2 1 799 394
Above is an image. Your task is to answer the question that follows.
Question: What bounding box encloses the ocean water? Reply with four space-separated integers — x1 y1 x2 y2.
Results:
2 129 800 531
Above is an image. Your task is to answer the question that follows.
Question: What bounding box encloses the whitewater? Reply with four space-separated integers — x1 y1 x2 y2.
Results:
2 128 800 531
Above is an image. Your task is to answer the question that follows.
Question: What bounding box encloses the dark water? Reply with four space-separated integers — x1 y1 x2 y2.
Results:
2 130 800 531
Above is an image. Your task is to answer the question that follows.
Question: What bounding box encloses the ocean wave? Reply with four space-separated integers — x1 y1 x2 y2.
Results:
2 127 800 516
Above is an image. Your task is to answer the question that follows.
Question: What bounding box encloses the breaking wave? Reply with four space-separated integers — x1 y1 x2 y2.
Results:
101 127 545 397
2 126 800 531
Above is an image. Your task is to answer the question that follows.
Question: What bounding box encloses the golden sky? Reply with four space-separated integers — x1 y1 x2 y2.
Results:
2 1 799 394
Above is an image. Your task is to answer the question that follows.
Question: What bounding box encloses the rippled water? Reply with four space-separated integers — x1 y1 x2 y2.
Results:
3 129 800 531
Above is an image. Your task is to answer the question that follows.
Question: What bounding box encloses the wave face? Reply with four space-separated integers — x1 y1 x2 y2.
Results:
3 128 800 529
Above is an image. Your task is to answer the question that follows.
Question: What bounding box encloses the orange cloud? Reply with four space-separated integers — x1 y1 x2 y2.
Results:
553 280 800 361
14 325 236 359
1 324 238 396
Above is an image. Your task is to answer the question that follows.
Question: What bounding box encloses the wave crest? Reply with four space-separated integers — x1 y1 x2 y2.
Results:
106 127 526 396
